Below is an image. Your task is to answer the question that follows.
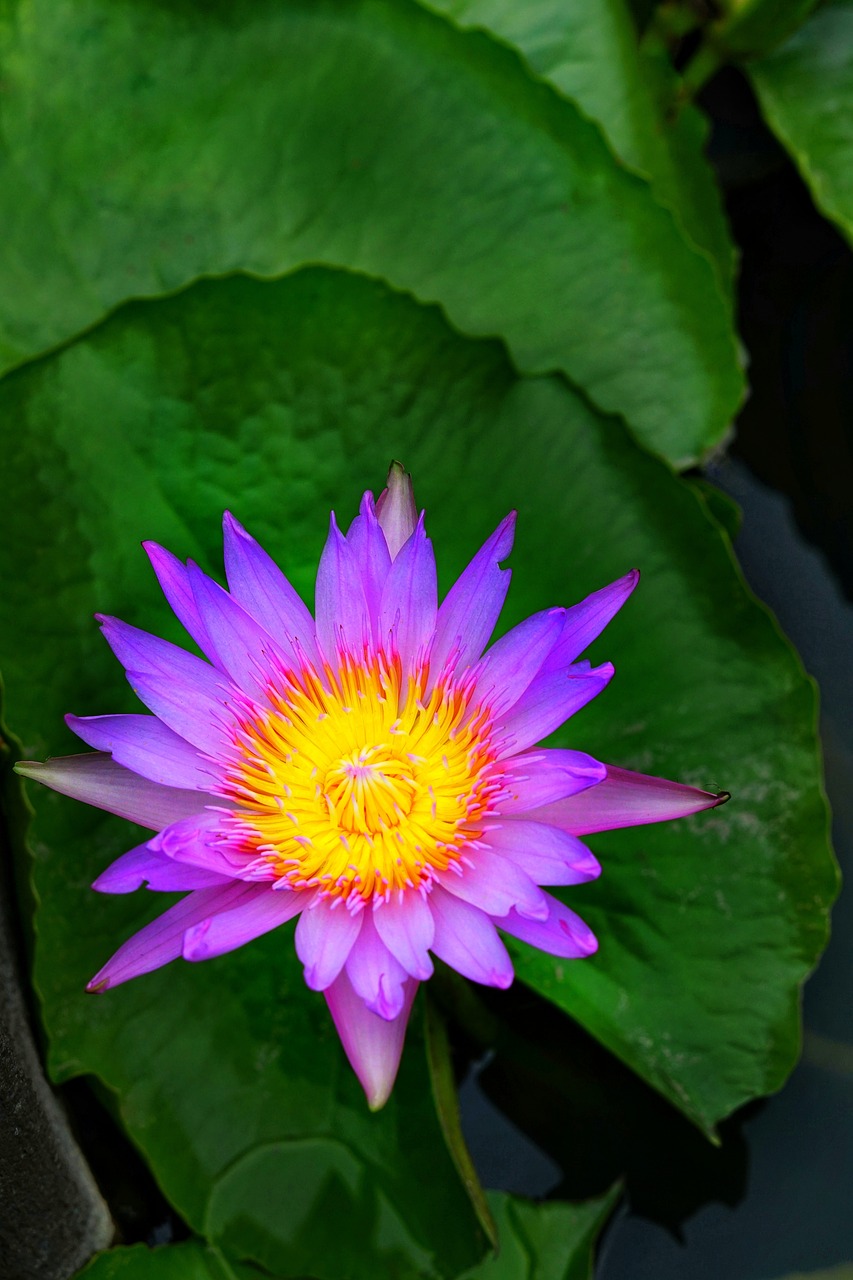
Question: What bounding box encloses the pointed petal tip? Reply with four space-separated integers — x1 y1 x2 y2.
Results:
714 790 731 807
222 510 255 545
361 1062 398 1110
376 462 418 559
496 509 517 555
325 967 417 1109
86 975 110 994
141 539 169 562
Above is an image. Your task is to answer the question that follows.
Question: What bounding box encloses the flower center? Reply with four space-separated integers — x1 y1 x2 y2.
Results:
221 651 499 902
323 746 416 833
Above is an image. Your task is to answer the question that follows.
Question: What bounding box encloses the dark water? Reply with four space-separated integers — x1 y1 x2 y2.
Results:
598 458 853 1279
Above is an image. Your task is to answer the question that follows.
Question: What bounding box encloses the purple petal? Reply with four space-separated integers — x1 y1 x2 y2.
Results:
428 886 514 988
372 891 435 981
142 542 211 653
16 754 210 831
523 764 729 835
86 882 254 990
346 492 392 631
472 609 564 716
496 749 606 813
92 844 234 893
375 462 417 560
481 821 601 886
430 512 516 677
546 571 640 667
98 616 236 754
324 965 418 1110
344 911 409 1020
378 514 437 670
437 846 548 920
496 662 614 756
314 516 371 662
222 512 320 665
494 892 597 958
182 885 305 961
295 897 364 990
148 813 253 878
187 562 295 699
66 713 215 790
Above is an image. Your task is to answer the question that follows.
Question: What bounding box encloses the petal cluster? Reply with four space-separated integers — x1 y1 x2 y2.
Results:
17 466 727 1108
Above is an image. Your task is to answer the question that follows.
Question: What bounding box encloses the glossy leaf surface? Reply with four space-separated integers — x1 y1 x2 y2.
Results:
1 273 834 1280
749 2 853 248
0 0 741 462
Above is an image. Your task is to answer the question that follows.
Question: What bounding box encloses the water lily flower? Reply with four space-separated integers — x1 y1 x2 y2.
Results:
16 466 727 1108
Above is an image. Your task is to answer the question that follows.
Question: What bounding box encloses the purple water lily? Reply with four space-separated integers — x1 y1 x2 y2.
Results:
17 466 727 1107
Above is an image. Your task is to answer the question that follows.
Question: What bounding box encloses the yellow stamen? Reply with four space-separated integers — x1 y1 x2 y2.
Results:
222 651 497 901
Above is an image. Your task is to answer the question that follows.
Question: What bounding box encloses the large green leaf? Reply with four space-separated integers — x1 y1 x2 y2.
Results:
74 1243 237 1280
2 269 833 1269
418 0 736 294
749 2 853 247
0 0 740 464
712 0 820 56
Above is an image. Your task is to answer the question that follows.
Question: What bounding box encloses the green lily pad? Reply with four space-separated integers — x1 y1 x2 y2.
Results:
713 0 820 56
74 1243 238 1280
418 0 736 294
0 0 740 463
749 2 853 247
1 269 834 1275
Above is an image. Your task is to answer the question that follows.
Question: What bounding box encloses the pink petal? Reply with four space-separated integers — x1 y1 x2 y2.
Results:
15 754 210 831
222 512 320 665
66 713 214 790
98 615 236 754
523 763 730 835
375 462 417 560
344 911 409 1020
496 749 606 813
346 492 392 630
92 844 233 893
481 822 601 886
428 886 514 988
86 882 255 990
378 514 437 670
182 886 305 961
437 846 548 920
372 891 435 981
546 571 640 667
496 662 614 756
495 893 597 958
295 897 364 991
314 516 371 662
324 966 418 1110
142 542 211 653
430 512 516 677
